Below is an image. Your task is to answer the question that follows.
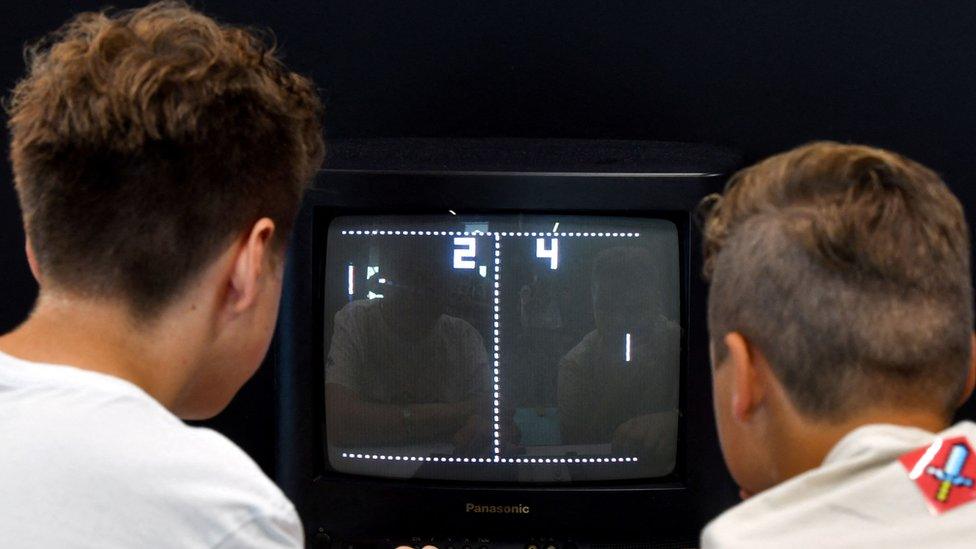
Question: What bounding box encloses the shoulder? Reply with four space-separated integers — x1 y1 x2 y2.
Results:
159 424 293 508
702 423 976 548
111 401 299 524
2 384 300 547
107 401 295 512
560 330 599 370
121 418 302 546
151 426 303 545
333 299 379 324
437 314 484 342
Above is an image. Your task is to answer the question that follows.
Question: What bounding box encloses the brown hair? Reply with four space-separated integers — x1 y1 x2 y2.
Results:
7 1 324 317
700 142 972 419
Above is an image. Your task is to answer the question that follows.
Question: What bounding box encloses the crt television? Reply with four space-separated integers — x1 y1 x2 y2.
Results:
276 139 742 548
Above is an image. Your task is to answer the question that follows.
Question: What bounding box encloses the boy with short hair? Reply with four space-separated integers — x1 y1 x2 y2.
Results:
699 142 976 547
0 2 323 547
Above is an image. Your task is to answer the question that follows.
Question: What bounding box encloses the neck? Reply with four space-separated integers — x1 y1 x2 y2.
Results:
770 405 950 482
0 291 201 409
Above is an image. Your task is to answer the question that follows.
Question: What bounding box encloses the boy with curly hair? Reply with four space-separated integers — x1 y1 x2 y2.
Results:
0 2 323 546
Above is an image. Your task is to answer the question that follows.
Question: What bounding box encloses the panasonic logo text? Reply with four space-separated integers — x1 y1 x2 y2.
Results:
465 503 531 514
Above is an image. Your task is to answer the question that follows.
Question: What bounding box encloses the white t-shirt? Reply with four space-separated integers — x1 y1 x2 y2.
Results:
702 421 976 549
0 350 302 548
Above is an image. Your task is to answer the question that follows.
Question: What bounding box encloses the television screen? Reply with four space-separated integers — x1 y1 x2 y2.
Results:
322 214 681 482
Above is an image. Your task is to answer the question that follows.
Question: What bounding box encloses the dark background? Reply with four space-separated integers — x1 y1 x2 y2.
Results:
2 1 976 462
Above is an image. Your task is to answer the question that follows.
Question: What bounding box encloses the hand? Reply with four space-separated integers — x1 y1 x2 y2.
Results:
611 410 679 474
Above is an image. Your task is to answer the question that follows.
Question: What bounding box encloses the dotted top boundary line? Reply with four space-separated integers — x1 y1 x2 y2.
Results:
339 230 640 238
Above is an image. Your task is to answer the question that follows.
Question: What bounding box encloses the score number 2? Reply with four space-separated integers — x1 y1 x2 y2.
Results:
453 237 558 270
453 237 477 269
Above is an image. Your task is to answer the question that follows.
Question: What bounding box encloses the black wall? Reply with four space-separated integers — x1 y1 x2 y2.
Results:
2 1 975 448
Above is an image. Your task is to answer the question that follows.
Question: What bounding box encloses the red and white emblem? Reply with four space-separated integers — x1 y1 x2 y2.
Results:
899 436 976 515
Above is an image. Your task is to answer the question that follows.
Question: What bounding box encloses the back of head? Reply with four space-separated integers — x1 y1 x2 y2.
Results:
7 1 324 318
701 142 973 420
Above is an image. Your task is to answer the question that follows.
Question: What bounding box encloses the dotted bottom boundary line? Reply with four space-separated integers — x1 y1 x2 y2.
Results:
339 453 638 464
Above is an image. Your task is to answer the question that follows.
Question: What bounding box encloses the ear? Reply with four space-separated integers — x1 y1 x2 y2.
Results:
958 333 976 407
724 332 767 422
226 218 277 315
25 238 41 283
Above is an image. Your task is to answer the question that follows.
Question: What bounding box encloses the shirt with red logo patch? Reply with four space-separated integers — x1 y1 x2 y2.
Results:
900 435 976 514
702 422 976 549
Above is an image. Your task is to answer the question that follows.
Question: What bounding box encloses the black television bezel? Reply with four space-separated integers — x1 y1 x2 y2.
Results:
277 169 738 545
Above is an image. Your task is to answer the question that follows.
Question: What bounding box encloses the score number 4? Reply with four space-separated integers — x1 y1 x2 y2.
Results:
536 238 558 270
453 237 558 270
